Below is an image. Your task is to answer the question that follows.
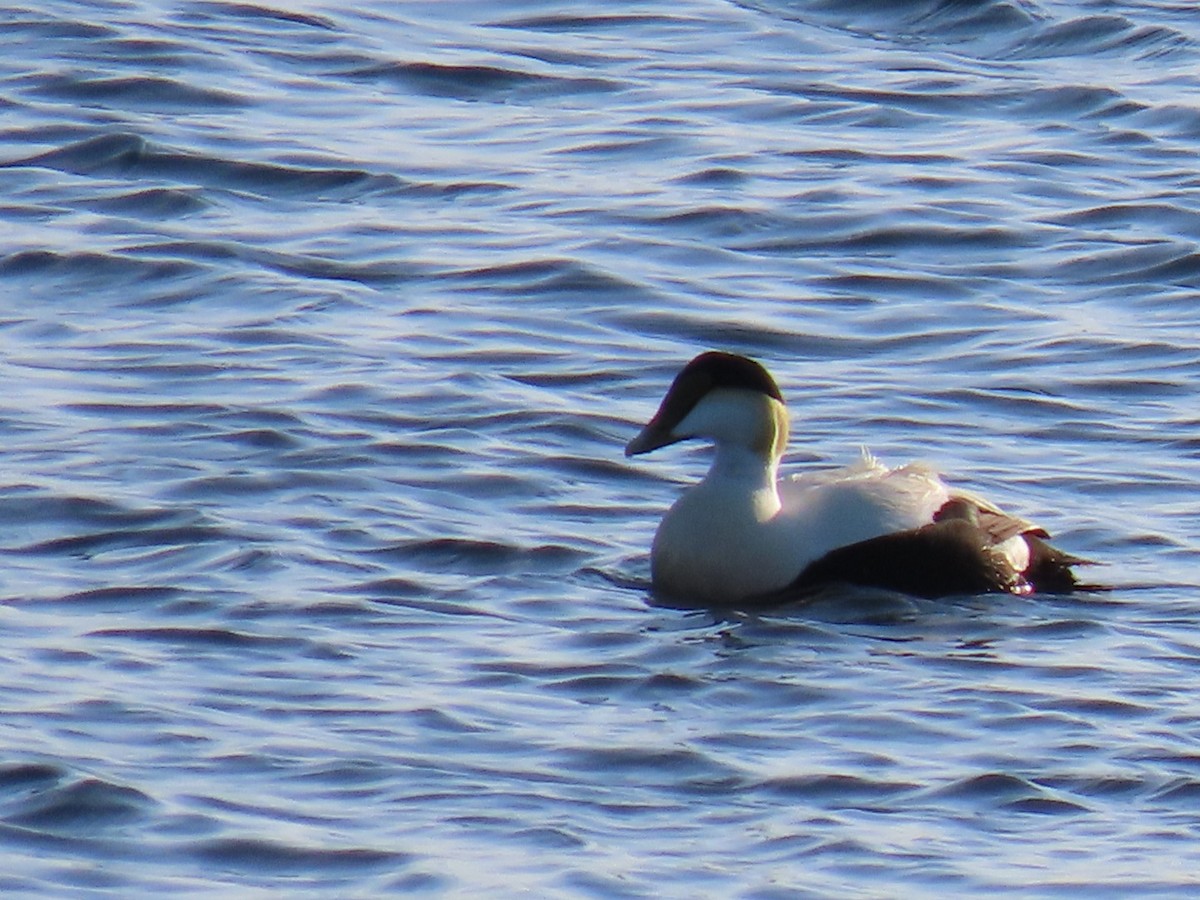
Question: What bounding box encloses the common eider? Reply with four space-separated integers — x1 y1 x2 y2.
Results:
625 351 1084 603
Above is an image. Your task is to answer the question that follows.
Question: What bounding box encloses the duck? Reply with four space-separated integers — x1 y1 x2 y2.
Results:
625 351 1084 603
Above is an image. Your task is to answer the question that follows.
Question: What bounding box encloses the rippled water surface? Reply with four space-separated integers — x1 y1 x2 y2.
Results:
3 0 1200 894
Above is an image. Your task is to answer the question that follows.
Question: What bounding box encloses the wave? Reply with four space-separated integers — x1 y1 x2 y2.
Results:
345 60 621 102
4 133 408 201
28 73 247 111
0 763 153 835
742 0 1195 62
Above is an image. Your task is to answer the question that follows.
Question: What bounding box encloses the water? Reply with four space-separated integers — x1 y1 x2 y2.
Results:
1 0 1199 894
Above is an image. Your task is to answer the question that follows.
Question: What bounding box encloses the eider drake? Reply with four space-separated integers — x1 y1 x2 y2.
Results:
626 351 1084 603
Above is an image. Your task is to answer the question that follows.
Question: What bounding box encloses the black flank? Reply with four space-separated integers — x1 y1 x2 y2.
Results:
791 519 1025 599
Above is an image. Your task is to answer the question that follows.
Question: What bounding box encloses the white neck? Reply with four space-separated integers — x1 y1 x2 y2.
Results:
706 442 780 495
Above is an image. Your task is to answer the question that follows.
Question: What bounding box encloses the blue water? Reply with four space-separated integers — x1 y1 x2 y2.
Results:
1 0 1200 894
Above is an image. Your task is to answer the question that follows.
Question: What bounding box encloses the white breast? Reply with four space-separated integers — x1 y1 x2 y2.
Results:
650 454 950 602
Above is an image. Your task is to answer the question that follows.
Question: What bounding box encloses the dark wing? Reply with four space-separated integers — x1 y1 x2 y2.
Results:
935 493 1047 543
934 495 1087 593
791 518 1026 600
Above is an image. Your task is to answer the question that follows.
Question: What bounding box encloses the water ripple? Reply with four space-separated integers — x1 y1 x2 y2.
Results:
29 74 248 111
6 133 410 201
0 0 1197 895
347 60 622 102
